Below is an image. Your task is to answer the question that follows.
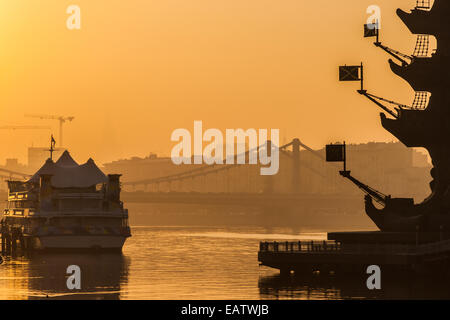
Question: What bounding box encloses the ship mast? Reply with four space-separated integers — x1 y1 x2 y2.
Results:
339 16 433 118
325 143 389 206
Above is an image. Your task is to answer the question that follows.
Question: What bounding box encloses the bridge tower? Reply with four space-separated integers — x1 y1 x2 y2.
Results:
263 140 274 194
292 138 301 194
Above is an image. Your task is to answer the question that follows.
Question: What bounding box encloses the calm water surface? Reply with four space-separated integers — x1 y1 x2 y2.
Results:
1 226 449 300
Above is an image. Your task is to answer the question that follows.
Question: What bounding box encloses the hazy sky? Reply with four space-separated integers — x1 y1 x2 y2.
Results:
0 0 426 165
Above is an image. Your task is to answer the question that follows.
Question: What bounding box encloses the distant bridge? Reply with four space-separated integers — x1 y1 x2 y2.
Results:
121 139 343 205
0 139 346 206
0 168 31 181
121 191 360 207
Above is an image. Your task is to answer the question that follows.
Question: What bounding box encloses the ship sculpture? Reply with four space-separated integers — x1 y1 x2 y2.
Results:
0 143 131 252
338 0 450 232
258 1 450 278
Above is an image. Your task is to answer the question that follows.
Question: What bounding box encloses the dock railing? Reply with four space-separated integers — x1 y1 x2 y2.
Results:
259 239 450 256
418 239 450 254
259 241 340 253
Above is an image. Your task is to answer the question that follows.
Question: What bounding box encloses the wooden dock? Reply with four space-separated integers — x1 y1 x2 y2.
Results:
258 232 450 276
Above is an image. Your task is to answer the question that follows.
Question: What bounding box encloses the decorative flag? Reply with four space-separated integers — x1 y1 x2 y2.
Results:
364 23 379 38
326 144 346 162
339 66 361 81
48 134 57 160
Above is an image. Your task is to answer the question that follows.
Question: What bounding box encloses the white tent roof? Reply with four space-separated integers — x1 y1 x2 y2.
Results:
29 151 107 188
55 150 79 167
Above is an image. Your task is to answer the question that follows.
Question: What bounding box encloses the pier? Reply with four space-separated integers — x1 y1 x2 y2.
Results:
0 223 29 255
258 232 450 276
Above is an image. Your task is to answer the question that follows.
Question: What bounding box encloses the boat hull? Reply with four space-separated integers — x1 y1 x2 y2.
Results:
31 235 127 251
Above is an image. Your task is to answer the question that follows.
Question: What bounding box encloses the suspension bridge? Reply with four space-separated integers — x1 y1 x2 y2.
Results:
0 138 352 207
119 138 355 206
0 168 30 181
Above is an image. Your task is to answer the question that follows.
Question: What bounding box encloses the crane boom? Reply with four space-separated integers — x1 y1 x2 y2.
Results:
0 125 51 130
24 114 74 147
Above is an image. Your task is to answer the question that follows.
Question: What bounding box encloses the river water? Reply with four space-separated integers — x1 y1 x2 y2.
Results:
1 225 450 300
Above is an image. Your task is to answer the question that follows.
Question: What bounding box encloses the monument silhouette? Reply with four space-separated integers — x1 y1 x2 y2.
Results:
258 1 450 277
339 0 450 232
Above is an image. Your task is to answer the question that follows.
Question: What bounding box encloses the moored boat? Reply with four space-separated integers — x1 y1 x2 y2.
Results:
0 148 131 252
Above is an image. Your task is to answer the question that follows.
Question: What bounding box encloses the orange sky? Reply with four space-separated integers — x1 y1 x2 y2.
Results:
0 0 428 165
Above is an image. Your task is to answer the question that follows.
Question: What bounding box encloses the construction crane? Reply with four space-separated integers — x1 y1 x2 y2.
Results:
24 114 74 147
0 125 51 130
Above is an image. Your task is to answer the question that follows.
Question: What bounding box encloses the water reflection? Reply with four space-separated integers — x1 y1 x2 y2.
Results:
259 272 450 300
1 253 129 300
5 225 450 300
